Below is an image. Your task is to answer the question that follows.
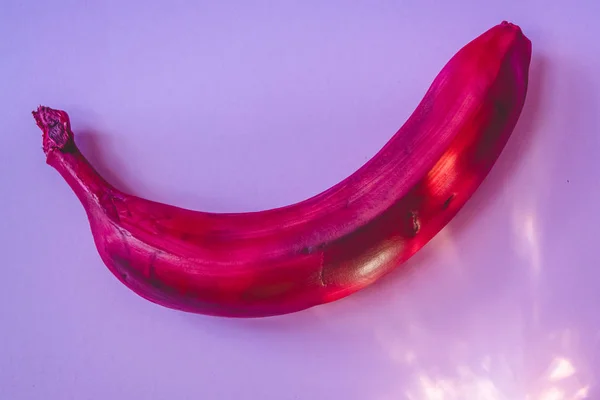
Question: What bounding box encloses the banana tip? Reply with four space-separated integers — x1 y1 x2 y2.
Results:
500 20 519 29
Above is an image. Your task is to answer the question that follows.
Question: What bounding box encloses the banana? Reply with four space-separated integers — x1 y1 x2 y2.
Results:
34 22 531 318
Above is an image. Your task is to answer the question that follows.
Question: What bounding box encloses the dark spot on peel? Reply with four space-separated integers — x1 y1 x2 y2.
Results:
495 99 510 118
300 242 326 255
110 254 133 283
148 252 164 289
442 194 456 210
301 246 315 255
112 254 130 269
179 232 193 241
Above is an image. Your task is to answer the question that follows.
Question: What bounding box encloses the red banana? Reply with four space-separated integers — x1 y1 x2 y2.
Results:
34 22 531 318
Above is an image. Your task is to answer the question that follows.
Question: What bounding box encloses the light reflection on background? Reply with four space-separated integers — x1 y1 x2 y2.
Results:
548 358 575 381
522 212 541 277
373 218 592 400
376 355 589 399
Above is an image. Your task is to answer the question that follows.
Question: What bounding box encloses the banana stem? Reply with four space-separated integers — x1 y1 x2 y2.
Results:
33 106 113 209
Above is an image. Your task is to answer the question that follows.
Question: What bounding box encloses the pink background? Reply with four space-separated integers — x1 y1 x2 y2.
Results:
2 1 600 399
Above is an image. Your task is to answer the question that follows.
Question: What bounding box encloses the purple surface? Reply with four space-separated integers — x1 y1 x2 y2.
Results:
2 1 600 399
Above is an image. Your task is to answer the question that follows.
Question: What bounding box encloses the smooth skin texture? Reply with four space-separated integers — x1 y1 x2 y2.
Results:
34 22 531 318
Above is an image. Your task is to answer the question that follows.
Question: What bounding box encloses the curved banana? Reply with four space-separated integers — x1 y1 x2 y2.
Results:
34 22 531 318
